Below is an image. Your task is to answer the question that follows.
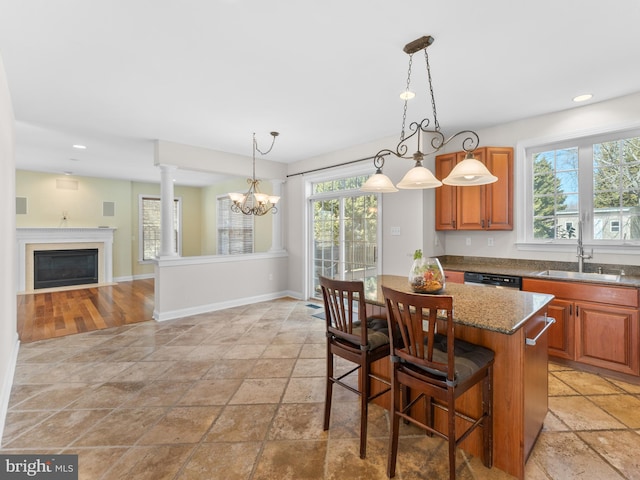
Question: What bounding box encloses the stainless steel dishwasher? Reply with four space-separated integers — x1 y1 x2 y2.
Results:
463 271 522 290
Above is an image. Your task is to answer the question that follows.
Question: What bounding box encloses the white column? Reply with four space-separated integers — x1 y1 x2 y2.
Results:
268 179 285 253
159 164 178 257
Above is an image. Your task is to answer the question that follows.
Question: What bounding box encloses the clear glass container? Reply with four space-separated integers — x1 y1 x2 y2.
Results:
409 256 445 293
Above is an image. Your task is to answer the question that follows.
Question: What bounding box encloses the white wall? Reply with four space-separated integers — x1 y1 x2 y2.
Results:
284 92 640 298
153 252 289 321
0 55 19 446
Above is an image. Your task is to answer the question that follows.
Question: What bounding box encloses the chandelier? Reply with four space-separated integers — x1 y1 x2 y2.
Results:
229 131 280 216
361 35 497 193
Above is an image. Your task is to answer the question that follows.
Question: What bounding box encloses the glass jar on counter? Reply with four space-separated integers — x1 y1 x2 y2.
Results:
409 251 445 294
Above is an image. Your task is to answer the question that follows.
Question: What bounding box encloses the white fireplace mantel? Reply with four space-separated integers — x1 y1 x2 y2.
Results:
16 227 116 292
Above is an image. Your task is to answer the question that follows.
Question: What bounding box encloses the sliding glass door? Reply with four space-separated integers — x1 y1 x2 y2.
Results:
309 175 379 300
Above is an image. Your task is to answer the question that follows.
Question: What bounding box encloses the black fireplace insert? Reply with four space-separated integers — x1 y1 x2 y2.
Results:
33 248 99 289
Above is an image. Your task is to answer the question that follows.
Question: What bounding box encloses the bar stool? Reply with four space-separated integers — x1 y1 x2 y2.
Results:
320 276 391 459
381 285 494 479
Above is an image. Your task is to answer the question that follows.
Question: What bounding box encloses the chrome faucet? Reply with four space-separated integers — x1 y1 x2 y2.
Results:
576 220 592 273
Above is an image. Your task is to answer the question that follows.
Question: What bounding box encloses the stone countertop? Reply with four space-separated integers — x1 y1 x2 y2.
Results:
439 257 640 288
366 275 554 335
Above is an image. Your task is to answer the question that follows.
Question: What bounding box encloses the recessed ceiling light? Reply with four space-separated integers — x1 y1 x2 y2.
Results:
573 94 593 103
399 90 415 100
72 144 87 150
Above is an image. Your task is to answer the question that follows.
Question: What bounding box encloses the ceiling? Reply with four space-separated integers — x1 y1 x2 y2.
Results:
1 0 640 186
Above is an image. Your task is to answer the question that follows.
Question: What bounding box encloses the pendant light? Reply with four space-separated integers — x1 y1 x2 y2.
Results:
361 35 497 193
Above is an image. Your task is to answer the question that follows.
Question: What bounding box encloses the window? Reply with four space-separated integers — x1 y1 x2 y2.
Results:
217 196 253 254
610 220 620 233
526 130 640 245
532 147 579 239
309 173 379 299
139 195 181 261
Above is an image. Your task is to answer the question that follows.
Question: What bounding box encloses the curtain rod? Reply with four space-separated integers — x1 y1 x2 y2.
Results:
285 154 385 178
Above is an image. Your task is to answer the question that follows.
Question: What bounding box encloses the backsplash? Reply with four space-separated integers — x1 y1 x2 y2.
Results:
439 255 640 278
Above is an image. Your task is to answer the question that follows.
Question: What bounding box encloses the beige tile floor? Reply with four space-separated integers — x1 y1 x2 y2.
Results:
2 298 640 479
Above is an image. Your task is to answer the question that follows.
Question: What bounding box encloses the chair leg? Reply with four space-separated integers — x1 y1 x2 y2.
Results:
359 354 369 459
387 371 400 478
323 348 333 431
425 394 434 437
482 367 494 468
447 394 456 480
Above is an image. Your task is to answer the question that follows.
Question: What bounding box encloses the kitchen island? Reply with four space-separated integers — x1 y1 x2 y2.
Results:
364 275 554 480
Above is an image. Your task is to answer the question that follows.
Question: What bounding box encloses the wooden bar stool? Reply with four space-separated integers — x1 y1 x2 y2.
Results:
320 276 391 459
382 285 494 479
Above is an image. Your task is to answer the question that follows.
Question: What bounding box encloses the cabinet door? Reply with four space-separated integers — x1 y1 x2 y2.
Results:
485 147 513 230
575 302 639 375
456 149 485 230
435 153 457 230
546 299 574 360
444 270 465 284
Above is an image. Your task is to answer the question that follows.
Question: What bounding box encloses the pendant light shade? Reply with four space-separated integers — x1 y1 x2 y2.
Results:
361 169 399 192
396 162 442 189
442 153 498 186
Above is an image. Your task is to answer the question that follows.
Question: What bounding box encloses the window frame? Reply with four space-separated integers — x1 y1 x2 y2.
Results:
216 195 255 255
138 194 182 263
517 124 640 254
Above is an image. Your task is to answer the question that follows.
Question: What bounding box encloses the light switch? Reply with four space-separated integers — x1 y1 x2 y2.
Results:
391 227 401 236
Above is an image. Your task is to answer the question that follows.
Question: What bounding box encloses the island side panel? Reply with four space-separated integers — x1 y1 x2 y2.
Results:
451 320 527 479
523 307 550 461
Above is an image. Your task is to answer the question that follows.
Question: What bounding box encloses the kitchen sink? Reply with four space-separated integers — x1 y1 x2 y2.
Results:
536 269 621 282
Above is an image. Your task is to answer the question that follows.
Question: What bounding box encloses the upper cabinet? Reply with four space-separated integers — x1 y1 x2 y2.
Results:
435 147 514 231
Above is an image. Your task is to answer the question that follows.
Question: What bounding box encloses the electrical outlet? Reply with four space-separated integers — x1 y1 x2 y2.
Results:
465 237 471 246
488 237 494 247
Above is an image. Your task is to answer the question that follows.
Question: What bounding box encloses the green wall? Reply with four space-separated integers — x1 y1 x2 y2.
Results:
16 170 275 279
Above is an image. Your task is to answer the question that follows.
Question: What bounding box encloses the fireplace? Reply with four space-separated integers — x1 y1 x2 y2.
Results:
34 248 99 289
16 227 116 293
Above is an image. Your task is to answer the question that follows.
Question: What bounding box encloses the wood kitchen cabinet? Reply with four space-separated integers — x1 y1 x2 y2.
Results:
435 147 513 231
522 278 640 376
443 269 465 284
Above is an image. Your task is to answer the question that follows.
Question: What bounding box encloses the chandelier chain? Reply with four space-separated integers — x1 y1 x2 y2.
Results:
424 49 440 132
400 53 413 142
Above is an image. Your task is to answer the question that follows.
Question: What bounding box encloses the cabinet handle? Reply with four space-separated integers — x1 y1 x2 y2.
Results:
453 220 456 229
569 304 572 316
576 305 579 316
481 219 485 228
526 315 556 346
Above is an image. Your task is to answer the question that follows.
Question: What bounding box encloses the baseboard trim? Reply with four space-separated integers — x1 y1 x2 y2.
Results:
153 291 297 322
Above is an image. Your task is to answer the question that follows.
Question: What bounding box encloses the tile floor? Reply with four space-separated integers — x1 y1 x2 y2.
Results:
2 298 640 479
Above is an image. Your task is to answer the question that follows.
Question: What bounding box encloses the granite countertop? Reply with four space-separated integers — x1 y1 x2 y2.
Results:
439 256 640 288
367 275 554 335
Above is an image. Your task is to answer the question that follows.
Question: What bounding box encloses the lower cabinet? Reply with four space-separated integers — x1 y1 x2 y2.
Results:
545 299 574 360
444 269 465 284
522 278 640 376
576 302 639 375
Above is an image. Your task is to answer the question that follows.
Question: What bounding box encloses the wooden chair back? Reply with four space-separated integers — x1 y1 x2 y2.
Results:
382 285 456 384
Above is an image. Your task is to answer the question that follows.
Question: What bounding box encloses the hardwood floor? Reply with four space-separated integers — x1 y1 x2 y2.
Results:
17 279 155 343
